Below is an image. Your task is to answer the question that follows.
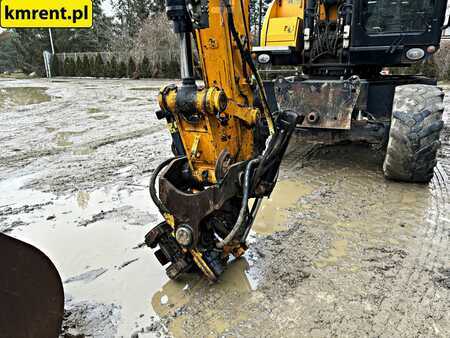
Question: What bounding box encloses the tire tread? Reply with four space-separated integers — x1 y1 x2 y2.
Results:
383 84 444 183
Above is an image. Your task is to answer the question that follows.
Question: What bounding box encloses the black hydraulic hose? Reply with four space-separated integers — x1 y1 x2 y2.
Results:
149 157 179 215
224 0 276 134
216 158 260 248
240 197 263 243
343 0 352 26
254 128 287 179
305 0 317 32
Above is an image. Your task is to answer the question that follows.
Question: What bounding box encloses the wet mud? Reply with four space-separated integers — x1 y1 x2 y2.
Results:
0 87 51 108
0 78 449 337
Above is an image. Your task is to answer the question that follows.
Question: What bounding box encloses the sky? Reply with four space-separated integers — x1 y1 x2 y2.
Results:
102 0 114 17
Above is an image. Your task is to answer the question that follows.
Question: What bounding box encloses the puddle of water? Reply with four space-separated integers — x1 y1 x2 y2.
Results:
129 87 161 91
76 191 90 209
89 115 110 121
46 127 58 133
87 107 101 114
315 239 348 268
152 257 254 337
0 174 168 336
123 97 142 102
86 107 110 121
294 144 435 271
0 87 51 109
54 130 87 147
253 180 313 234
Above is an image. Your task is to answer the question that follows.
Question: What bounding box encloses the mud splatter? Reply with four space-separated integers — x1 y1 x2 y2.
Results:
0 87 51 108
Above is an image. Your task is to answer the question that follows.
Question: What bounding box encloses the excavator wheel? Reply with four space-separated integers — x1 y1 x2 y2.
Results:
383 84 445 183
0 233 64 337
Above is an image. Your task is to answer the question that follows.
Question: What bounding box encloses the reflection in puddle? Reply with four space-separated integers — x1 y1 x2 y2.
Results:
0 87 51 108
0 175 167 336
54 130 87 147
253 180 313 234
76 191 90 209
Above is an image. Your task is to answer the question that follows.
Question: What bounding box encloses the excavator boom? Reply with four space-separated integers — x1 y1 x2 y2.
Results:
147 0 301 280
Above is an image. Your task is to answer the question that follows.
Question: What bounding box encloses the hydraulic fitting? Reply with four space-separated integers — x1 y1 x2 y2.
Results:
159 85 228 120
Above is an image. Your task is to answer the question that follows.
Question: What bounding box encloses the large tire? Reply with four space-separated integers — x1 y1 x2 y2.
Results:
383 84 444 183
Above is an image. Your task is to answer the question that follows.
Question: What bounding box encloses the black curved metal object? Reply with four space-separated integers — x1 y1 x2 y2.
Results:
0 233 64 338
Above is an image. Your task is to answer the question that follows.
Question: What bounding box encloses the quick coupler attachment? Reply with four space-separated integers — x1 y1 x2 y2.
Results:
147 111 302 281
145 221 194 280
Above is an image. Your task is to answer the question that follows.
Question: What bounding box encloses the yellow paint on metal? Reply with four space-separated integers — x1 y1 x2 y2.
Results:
260 0 338 48
190 134 201 159
167 121 177 134
266 17 301 46
190 249 217 281
162 214 217 281
164 213 175 227
158 0 259 184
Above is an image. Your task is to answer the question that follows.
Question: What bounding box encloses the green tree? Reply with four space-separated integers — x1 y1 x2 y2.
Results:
168 59 179 78
421 58 438 78
93 53 104 77
82 55 91 76
249 0 270 43
127 56 136 77
112 0 163 37
69 58 77 77
105 60 112 77
118 60 127 78
110 56 118 77
10 29 50 74
9 1 112 75
51 55 60 76
160 59 168 78
0 31 17 72
75 56 83 76
63 57 76 76
140 55 151 78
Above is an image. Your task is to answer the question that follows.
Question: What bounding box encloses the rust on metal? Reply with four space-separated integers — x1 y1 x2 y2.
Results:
274 76 363 130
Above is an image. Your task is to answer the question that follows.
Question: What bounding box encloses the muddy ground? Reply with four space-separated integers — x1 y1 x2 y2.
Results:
0 78 449 338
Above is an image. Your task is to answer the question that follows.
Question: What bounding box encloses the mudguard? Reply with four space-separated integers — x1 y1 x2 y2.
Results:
0 233 64 338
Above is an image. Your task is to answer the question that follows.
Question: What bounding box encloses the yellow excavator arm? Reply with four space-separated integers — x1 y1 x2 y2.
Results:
147 0 301 281
159 0 275 184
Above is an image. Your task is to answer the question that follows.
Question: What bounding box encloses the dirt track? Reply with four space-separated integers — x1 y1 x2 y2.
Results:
0 78 449 337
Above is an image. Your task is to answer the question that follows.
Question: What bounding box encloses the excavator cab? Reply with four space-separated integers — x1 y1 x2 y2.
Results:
254 0 448 69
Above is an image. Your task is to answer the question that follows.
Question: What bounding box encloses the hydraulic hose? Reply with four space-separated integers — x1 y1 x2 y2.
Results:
240 197 263 243
224 0 276 135
149 157 179 215
216 158 260 248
